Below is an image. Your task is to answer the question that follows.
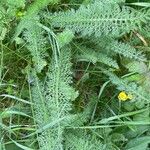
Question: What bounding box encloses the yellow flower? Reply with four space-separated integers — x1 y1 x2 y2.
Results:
118 91 128 101
16 11 25 18
118 91 133 101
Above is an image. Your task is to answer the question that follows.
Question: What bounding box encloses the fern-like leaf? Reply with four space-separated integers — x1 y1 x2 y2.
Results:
65 131 104 150
76 46 119 69
24 20 47 73
49 1 149 37
90 37 146 62
14 0 60 39
108 41 146 61
30 46 78 150
101 68 149 102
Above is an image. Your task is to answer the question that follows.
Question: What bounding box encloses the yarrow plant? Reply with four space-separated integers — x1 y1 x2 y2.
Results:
0 0 150 150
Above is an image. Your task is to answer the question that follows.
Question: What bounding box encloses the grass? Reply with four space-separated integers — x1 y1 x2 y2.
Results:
0 0 150 150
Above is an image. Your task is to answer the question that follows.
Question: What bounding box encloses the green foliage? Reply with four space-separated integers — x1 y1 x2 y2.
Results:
0 0 25 17
102 69 150 103
49 1 150 37
0 0 150 150
65 130 104 150
0 0 25 40
56 29 74 48
76 46 119 69
14 0 60 39
125 136 150 150
88 36 146 62
30 46 78 149
24 20 47 73
25 0 59 18
108 41 146 61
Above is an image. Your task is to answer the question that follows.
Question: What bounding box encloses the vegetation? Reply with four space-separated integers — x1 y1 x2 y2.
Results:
0 0 150 149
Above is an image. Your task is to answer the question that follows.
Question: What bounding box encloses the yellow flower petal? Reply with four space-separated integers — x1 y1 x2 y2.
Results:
118 91 128 101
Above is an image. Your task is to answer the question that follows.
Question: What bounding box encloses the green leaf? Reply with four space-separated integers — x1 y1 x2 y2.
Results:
57 29 74 48
128 2 150 7
1 110 31 118
0 94 33 105
49 1 149 37
5 143 23 150
11 140 34 150
125 136 150 150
